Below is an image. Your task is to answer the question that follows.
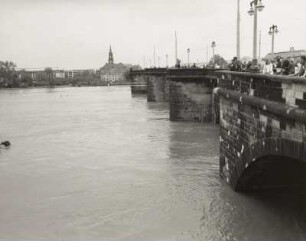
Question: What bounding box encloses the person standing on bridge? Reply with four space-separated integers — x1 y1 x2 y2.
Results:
290 55 306 77
263 59 274 75
229 57 242 72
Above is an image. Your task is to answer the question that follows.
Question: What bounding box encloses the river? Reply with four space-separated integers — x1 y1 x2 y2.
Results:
0 86 305 241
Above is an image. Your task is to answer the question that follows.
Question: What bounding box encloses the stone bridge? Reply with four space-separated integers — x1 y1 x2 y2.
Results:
129 68 306 191
215 71 306 191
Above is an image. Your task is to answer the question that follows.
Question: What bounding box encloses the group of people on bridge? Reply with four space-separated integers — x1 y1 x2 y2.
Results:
229 55 306 77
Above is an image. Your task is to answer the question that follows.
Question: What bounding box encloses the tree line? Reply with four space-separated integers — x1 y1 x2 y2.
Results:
0 61 106 88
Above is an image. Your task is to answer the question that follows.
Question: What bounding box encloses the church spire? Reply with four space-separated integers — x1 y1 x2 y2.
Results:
108 45 114 64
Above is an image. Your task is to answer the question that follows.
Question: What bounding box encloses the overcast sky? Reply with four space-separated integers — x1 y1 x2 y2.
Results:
0 0 305 69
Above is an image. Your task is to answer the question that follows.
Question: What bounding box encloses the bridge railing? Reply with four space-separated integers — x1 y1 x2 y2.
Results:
129 68 167 77
215 70 306 108
167 68 227 81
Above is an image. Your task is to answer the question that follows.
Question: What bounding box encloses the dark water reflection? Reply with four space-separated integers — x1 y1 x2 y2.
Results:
0 86 305 241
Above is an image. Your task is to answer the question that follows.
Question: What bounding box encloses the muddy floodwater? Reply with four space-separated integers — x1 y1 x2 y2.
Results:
0 86 305 241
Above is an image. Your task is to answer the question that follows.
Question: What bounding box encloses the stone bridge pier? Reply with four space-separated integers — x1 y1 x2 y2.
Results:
129 69 147 95
145 68 168 102
215 71 306 191
167 68 219 123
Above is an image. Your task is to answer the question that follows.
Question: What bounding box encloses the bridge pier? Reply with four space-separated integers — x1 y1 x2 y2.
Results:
167 69 218 123
146 69 168 102
215 71 306 191
129 70 147 95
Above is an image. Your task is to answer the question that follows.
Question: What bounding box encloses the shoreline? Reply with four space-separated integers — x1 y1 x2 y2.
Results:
0 83 131 90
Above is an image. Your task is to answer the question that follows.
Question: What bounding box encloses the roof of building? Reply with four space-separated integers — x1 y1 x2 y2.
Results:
100 63 128 71
265 49 306 60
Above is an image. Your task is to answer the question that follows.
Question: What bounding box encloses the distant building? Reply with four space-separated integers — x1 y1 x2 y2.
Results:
23 68 65 80
64 69 95 79
99 46 128 84
265 48 306 61
99 46 140 84
54 70 65 78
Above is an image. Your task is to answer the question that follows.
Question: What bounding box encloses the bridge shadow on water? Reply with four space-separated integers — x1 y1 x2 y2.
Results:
195 182 306 241
131 93 147 99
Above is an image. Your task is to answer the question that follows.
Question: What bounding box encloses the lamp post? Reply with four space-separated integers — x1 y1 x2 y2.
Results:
248 0 264 71
269 25 279 54
211 41 216 65
237 0 241 59
187 48 190 67
175 31 178 66
153 46 156 68
166 54 168 68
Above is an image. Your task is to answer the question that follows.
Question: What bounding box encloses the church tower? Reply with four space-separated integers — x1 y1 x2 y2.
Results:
108 46 114 64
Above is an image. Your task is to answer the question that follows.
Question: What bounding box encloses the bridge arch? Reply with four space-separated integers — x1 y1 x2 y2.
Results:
231 138 306 192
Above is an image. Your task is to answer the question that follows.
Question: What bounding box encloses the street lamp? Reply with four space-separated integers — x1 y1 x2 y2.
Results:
237 0 241 59
269 25 279 54
248 0 264 71
166 54 169 68
211 41 216 65
187 48 190 67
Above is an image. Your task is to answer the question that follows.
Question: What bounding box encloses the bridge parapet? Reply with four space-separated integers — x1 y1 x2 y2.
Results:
167 68 220 81
215 71 306 191
216 70 306 108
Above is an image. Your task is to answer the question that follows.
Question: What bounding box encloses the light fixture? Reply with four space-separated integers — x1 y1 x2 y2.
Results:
248 6 254 16
256 0 265 11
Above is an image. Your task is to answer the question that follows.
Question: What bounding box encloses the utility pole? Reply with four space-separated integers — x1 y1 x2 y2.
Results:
206 45 208 64
259 30 262 60
237 0 241 59
143 55 146 69
166 54 168 68
269 25 279 54
248 0 264 62
175 31 178 65
187 48 190 67
211 41 216 64
153 46 156 67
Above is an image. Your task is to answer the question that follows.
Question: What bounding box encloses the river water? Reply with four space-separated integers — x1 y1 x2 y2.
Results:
0 86 305 241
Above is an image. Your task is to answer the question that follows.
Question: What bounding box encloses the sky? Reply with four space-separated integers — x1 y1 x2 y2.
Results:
0 0 305 69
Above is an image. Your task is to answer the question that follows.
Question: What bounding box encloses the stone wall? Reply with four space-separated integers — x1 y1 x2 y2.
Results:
169 81 213 122
215 71 306 191
168 68 219 123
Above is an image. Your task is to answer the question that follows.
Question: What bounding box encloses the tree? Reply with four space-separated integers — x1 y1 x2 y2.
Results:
208 54 228 68
0 61 17 87
44 67 54 87
44 67 53 78
19 69 33 87
0 61 16 79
